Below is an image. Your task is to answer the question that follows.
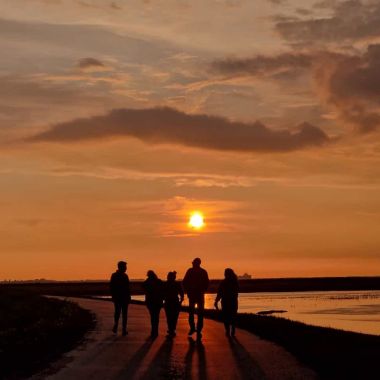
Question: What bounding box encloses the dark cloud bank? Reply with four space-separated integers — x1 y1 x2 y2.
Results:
276 0 380 43
316 44 380 133
212 52 312 77
30 107 328 152
212 43 380 133
78 57 105 69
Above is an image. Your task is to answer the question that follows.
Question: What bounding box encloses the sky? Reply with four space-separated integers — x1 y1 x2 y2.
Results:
1 0 380 280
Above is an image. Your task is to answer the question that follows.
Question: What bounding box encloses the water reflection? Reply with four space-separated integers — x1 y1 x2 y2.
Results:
132 290 380 335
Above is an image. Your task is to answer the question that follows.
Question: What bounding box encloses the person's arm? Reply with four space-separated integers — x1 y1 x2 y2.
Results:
182 269 190 293
203 270 210 293
110 273 116 300
214 283 222 309
178 282 184 303
159 280 164 303
126 274 131 303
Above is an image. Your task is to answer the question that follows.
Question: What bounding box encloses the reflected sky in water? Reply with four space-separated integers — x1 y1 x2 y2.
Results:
133 290 380 335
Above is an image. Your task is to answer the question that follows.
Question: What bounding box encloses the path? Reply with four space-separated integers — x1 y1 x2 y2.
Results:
36 298 317 380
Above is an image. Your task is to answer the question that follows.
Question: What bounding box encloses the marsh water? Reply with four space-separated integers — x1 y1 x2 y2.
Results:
130 290 380 335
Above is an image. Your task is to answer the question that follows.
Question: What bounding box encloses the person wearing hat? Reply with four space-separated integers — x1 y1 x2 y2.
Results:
182 257 209 340
110 260 131 336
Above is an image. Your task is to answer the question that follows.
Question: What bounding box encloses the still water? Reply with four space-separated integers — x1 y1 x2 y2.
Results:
132 290 380 335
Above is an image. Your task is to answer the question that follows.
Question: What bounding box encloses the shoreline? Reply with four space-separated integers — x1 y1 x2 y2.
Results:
2 276 380 296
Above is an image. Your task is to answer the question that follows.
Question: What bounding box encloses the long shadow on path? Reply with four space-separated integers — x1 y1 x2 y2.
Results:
184 338 207 380
228 337 266 380
139 337 183 379
113 338 155 380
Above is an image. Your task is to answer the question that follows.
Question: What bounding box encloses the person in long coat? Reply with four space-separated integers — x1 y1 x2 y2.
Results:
163 271 184 337
110 261 131 336
143 270 163 338
214 268 239 337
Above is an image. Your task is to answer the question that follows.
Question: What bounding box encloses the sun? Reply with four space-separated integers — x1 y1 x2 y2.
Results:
188 211 205 229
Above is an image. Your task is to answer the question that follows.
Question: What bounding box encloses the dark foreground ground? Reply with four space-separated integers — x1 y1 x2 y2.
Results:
0 290 94 379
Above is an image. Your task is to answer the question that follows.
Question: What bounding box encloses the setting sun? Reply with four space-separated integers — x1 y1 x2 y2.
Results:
188 212 205 229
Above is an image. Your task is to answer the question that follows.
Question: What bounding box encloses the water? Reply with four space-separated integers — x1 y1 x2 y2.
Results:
131 290 380 335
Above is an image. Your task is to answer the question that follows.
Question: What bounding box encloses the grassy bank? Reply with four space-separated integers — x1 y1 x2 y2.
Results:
0 289 94 379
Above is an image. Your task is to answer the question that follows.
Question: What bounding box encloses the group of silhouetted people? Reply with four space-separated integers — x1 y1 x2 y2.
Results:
110 258 239 340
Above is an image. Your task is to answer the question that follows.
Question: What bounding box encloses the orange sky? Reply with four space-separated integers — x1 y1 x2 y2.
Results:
1 0 380 280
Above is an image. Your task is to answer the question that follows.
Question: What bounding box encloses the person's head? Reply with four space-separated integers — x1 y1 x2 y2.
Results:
147 270 157 280
167 271 177 281
192 257 201 268
117 261 127 273
224 268 237 281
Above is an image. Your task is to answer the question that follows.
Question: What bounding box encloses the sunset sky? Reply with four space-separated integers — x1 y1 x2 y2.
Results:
1 0 380 280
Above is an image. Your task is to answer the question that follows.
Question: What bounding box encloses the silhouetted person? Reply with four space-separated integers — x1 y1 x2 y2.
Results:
183 257 209 340
143 270 163 338
110 260 131 336
214 268 239 337
163 271 184 337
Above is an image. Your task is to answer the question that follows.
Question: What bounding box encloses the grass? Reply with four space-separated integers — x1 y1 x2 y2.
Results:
0 289 94 379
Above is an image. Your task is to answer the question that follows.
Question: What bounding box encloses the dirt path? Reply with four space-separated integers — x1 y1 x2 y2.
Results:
36 298 317 380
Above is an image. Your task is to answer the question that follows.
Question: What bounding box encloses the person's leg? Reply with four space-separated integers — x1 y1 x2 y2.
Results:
164 304 170 331
173 305 180 332
164 306 171 332
188 299 196 334
170 307 176 333
231 308 237 336
148 307 155 336
166 306 175 334
223 308 232 336
196 296 205 334
152 306 160 336
121 303 128 335
113 301 121 333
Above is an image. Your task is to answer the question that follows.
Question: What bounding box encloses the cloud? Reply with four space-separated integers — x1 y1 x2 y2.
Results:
276 1 380 44
0 18 174 64
29 107 328 152
75 0 123 10
212 44 380 134
77 57 105 70
211 52 312 77
267 0 287 4
315 44 380 132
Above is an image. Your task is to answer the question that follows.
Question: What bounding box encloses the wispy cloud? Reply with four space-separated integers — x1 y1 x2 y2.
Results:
212 52 313 77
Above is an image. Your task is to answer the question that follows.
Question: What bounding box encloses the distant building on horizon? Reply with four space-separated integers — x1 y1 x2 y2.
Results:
238 273 252 280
